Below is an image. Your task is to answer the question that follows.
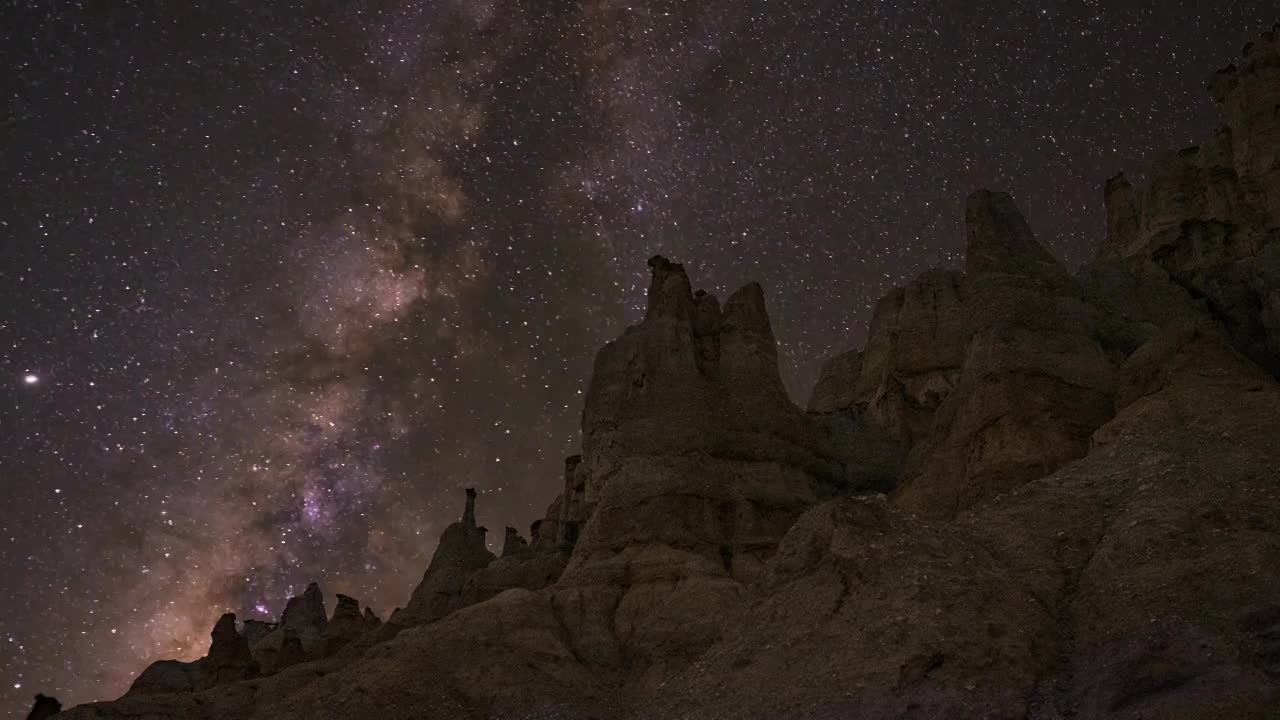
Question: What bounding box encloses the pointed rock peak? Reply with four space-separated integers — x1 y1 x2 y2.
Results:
501 526 529 557
718 282 787 398
964 190 1067 281
463 487 477 528
645 254 694 322
362 607 381 626
721 283 772 335
281 582 327 630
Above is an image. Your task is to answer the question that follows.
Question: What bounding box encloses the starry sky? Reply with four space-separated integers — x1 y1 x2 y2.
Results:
1 0 1273 713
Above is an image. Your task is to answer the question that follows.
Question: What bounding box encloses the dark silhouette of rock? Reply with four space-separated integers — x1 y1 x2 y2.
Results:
390 489 495 626
25 694 61 720
323 594 371 655
274 630 307 671
250 582 328 672
125 659 197 696
241 619 276 649
501 526 528 557
531 455 588 553
198 613 256 689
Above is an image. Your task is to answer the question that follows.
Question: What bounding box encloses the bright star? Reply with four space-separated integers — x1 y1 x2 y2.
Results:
23 374 39 385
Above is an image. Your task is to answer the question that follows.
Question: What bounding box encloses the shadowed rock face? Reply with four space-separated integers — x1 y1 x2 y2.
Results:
240 619 276 649
44 25 1280 720
559 254 905 673
809 268 967 447
892 191 1116 518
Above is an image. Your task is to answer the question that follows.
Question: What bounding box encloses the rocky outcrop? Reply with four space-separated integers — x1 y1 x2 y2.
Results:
554 254 907 675
531 455 589 553
653 327 1280 718
323 594 380 655
25 694 61 720
808 269 967 447
389 489 495 627
459 547 569 606
69 311 1280 720
126 659 198 696
129 613 258 696
805 348 861 413
43 25 1280 720
892 191 1116 518
199 613 256 689
241 619 276 648
1098 26 1280 376
250 582 328 672
501 526 528 557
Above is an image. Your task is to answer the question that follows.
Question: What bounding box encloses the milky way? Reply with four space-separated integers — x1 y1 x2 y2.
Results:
1 1 1274 713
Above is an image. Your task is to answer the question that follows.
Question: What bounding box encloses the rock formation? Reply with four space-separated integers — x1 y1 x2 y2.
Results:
250 582 328 672
1098 27 1280 376
198 613 255 689
389 488 496 626
323 594 376 655
25 694 61 720
240 619 276 649
892 190 1117 517
45 24 1280 720
808 267 967 446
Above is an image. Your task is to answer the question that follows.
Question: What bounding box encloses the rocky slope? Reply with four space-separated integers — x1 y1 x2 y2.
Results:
35 25 1280 720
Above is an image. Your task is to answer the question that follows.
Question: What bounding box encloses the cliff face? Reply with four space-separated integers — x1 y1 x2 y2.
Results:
48 25 1280 720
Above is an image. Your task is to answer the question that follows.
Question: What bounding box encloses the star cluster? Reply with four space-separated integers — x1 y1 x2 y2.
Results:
1 0 1272 713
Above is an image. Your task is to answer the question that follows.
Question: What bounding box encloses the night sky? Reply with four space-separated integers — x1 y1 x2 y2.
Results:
1 0 1273 713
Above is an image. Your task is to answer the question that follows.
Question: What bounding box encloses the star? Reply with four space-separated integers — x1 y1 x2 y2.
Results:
23 374 39 385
